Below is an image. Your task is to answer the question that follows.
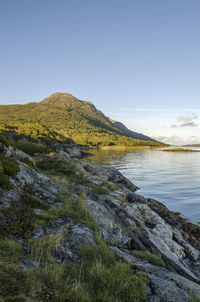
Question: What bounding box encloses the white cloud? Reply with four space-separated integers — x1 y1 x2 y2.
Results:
171 113 199 128
152 134 200 145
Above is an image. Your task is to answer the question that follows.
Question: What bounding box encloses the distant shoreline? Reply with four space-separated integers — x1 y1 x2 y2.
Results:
162 147 200 152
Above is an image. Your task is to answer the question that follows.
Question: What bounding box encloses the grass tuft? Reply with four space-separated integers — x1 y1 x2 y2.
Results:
132 250 165 267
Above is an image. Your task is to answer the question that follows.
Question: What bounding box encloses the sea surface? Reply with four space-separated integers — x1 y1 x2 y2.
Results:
86 147 200 223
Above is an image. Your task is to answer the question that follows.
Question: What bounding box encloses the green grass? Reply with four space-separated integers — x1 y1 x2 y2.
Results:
21 193 49 210
0 264 30 297
132 250 165 267
4 295 28 302
190 294 200 302
27 235 147 302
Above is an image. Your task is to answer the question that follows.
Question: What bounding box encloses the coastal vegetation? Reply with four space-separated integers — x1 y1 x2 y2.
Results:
162 148 200 152
184 144 200 147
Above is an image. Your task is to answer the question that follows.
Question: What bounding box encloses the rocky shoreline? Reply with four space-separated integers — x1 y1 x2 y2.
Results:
1 140 200 301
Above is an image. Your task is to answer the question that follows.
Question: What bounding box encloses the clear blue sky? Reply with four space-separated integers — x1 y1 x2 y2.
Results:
1 0 200 144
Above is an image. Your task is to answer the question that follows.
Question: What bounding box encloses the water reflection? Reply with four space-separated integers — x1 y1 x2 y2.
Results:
86 148 200 223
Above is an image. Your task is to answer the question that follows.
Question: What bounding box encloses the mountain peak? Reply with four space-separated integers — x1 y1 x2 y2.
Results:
40 92 81 107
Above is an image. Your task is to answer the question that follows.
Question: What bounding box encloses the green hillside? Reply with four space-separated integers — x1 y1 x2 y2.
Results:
0 93 165 147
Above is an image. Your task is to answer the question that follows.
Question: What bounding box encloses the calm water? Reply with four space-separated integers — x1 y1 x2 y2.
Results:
86 148 200 223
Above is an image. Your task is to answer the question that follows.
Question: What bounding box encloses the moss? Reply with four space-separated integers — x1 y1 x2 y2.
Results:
132 250 165 267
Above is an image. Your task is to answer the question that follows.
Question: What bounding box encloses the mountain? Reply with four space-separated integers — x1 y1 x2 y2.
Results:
109 119 156 142
0 92 164 147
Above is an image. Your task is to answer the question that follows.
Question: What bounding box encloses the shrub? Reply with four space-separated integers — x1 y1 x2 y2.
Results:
0 134 9 147
16 141 50 156
0 158 19 190
1 159 19 177
37 160 76 177
0 172 11 190
132 250 165 267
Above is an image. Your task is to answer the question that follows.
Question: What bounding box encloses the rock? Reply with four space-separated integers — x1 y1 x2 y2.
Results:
32 226 44 239
52 202 63 208
149 275 189 302
107 169 138 191
45 218 74 235
34 208 46 215
110 246 200 301
53 223 96 263
15 149 36 166
51 150 71 162
20 260 39 270
65 147 82 158
126 193 146 204
84 199 132 246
